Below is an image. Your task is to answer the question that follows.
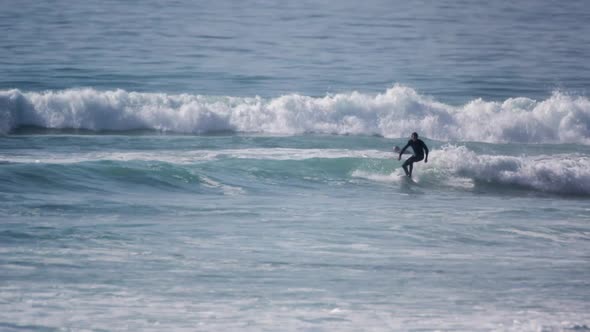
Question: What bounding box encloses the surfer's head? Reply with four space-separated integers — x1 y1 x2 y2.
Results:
411 132 418 141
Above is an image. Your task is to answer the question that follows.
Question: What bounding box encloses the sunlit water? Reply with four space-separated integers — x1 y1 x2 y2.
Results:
1 0 589 331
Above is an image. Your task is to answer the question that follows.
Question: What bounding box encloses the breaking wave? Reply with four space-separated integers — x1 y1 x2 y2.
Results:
2 144 589 196
425 146 590 196
1 86 590 144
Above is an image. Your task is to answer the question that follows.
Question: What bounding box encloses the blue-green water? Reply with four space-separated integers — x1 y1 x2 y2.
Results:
1 1 590 331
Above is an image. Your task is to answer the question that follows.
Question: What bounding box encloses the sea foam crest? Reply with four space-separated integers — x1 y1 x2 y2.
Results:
428 146 590 195
1 86 589 144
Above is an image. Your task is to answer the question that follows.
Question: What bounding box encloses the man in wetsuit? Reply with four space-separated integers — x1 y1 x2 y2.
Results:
398 132 429 178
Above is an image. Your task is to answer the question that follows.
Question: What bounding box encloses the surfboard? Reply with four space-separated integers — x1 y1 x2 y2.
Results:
393 146 413 155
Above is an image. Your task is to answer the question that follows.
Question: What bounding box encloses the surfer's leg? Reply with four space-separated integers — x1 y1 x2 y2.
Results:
402 157 415 177
402 163 410 176
410 156 423 177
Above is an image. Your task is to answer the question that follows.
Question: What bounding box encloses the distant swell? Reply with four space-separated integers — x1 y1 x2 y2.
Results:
1 86 590 144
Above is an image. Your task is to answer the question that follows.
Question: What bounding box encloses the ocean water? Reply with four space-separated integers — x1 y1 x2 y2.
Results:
1 1 590 331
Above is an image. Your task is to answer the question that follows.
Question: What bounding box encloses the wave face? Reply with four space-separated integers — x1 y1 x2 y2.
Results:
2 145 589 196
2 86 590 144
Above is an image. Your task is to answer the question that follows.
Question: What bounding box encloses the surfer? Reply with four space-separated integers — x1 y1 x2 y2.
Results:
398 132 429 177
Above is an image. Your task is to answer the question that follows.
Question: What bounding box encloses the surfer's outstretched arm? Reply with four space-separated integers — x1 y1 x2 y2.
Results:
424 143 429 163
398 142 410 161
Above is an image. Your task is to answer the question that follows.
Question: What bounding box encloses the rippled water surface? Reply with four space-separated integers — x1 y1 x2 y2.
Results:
2 0 589 101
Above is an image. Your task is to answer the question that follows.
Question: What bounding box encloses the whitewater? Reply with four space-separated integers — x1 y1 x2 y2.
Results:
2 86 590 144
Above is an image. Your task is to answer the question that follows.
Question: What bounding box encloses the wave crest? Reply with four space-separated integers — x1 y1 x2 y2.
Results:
1 86 589 144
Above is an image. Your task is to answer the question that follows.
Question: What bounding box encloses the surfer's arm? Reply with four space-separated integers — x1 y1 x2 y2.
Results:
398 142 410 160
424 143 429 162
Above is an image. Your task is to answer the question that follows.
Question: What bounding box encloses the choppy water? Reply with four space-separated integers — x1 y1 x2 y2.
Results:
1 0 590 331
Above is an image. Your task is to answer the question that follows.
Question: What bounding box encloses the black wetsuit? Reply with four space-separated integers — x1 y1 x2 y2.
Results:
400 139 429 176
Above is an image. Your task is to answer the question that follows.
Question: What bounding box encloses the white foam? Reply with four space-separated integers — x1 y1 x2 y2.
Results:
2 86 589 144
200 175 245 195
351 145 590 195
426 145 590 195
